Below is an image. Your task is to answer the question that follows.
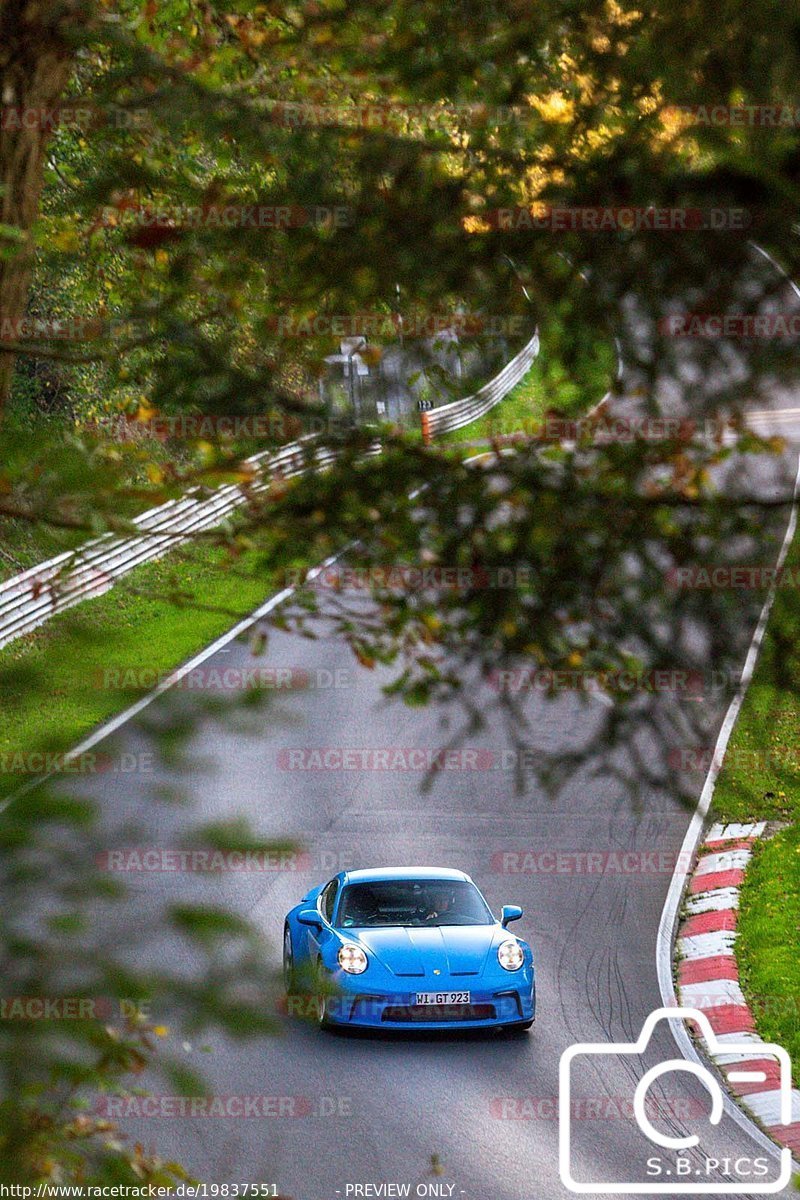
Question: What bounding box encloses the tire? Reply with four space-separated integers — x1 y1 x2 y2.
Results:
313 959 333 1030
282 924 295 992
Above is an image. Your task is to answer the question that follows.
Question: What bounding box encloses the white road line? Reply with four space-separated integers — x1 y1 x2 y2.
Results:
658 241 800 1164
0 448 501 813
0 552 350 814
656 419 800 1168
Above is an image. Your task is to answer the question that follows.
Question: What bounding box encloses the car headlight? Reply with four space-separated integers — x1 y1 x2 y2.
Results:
498 939 524 972
337 943 368 974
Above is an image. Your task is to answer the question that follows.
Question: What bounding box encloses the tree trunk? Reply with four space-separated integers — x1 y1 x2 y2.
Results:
0 1 80 413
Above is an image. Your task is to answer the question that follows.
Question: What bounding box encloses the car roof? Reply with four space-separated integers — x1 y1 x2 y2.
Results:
341 867 472 885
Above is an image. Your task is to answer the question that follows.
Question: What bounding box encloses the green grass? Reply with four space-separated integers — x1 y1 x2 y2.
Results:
441 325 616 442
736 825 800 1086
704 532 800 1081
0 517 86 582
0 327 616 794
0 323 615 800
710 534 800 826
0 539 290 801
0 398 318 583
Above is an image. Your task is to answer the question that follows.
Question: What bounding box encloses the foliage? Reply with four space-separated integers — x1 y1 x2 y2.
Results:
0 773 285 1182
2 0 800 1179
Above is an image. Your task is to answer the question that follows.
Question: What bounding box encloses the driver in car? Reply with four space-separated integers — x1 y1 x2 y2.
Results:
342 888 380 927
419 888 457 923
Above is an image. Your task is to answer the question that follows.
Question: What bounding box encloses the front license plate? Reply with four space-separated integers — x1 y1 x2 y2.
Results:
415 991 471 1006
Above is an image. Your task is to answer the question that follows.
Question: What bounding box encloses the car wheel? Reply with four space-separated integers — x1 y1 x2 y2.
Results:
283 924 295 992
314 960 332 1030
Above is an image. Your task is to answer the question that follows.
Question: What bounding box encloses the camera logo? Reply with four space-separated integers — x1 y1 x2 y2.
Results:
559 1006 793 1193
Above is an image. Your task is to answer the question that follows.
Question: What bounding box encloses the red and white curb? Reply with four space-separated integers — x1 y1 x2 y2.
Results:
676 820 800 1157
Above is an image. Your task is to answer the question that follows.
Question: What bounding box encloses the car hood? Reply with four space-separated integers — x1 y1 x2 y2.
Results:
351 924 503 977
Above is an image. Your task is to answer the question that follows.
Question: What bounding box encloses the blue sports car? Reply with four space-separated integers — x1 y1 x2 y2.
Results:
282 866 535 1031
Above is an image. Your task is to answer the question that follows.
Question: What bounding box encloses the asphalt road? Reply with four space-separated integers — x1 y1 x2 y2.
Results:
40 252 800 1199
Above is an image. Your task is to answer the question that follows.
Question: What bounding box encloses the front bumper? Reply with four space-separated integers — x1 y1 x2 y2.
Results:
319 977 536 1029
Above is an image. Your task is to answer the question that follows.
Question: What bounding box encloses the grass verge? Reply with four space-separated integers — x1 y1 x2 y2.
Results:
0 539 291 801
0 325 616 795
707 531 800 1082
441 321 616 442
736 825 800 1085
710 533 800 826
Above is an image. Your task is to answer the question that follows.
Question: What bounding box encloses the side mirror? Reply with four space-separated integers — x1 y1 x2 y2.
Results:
501 904 523 928
297 909 323 931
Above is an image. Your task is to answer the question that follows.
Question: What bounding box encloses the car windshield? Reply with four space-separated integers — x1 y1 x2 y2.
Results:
337 880 494 928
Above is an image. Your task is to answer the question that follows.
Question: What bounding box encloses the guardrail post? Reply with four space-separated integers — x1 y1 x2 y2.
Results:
420 411 432 445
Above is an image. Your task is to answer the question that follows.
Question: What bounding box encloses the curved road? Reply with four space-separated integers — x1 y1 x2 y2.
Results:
46 251 800 1198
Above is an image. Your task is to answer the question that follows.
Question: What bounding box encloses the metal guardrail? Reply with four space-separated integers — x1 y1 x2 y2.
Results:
0 330 539 650
420 328 539 440
0 436 375 651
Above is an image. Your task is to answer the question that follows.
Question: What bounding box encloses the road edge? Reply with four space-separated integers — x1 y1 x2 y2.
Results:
675 821 800 1158
656 451 800 1169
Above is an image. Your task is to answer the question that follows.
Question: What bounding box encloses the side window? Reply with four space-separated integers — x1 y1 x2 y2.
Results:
319 879 339 924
